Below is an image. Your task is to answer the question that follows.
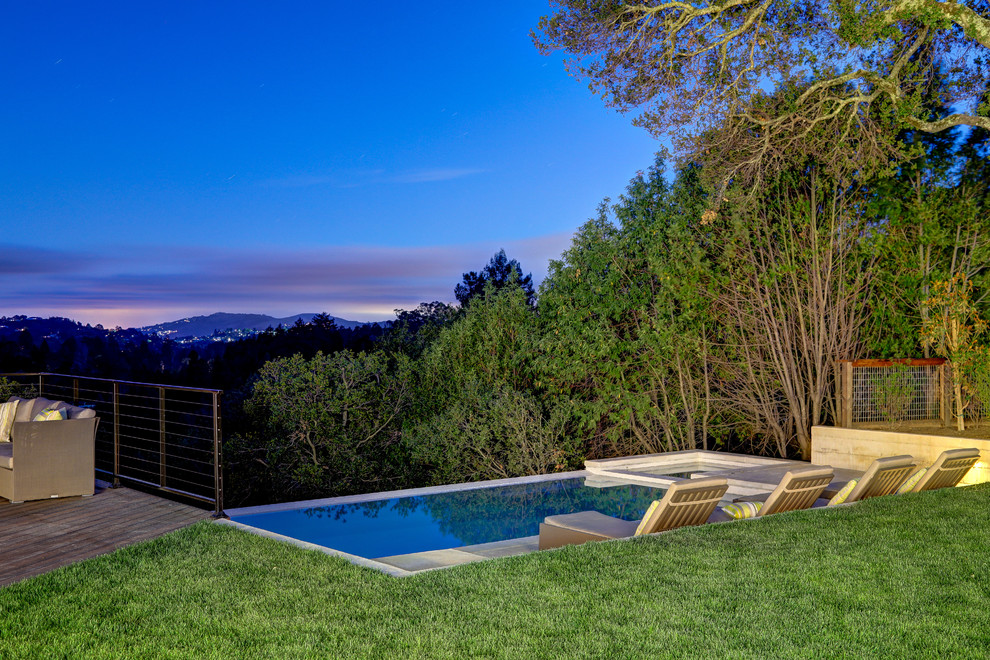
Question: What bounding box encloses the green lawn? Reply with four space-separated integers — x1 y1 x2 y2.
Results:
1 484 988 658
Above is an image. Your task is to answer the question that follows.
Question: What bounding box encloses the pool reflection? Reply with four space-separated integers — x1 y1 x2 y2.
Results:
236 478 665 559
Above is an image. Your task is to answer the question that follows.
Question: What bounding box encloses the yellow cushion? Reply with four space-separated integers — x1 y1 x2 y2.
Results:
33 407 67 422
722 501 763 519
897 467 927 493
828 479 857 506
0 400 18 442
634 500 661 536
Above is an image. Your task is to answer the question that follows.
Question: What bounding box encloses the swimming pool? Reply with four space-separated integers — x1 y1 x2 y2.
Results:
229 476 667 560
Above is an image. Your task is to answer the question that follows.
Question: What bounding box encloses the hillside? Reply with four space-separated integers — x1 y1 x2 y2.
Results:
140 313 365 339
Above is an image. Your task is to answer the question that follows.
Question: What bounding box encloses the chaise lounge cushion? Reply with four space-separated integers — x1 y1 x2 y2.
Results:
723 501 763 519
897 467 927 493
0 442 11 469
543 511 640 540
828 479 857 505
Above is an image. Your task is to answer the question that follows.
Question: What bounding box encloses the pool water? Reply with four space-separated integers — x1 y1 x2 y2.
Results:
232 478 666 559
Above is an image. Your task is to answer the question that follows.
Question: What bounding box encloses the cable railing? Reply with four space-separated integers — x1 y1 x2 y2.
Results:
1 372 223 516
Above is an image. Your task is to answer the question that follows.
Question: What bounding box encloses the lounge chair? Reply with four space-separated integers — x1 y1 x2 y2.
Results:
826 455 917 505
538 477 728 550
908 448 981 492
721 466 834 519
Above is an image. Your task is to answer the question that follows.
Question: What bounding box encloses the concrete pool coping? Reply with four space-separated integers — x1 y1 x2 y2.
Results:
220 451 845 576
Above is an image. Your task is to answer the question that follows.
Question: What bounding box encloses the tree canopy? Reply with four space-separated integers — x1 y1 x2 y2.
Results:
534 0 990 184
455 249 536 308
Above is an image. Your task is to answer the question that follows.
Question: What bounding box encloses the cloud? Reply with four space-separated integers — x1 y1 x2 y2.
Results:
0 234 574 328
0 244 97 275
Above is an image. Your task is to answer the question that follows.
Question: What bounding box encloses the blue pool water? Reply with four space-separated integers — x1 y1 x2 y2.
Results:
232 478 666 559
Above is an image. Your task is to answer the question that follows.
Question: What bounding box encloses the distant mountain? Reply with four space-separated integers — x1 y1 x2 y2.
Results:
139 312 367 339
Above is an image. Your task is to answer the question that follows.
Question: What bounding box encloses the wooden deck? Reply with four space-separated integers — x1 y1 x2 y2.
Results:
0 483 212 587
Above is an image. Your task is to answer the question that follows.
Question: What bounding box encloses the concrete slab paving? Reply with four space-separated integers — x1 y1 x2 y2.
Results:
462 536 540 559
701 464 863 492
376 548 484 572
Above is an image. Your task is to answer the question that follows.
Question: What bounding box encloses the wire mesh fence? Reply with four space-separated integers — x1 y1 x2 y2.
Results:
836 359 948 427
1 372 223 515
836 359 990 428
853 362 943 424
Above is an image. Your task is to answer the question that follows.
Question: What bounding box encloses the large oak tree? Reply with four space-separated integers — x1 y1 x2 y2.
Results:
534 1 990 184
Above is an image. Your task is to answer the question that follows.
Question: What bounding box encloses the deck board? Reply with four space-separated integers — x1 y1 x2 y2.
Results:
0 484 211 587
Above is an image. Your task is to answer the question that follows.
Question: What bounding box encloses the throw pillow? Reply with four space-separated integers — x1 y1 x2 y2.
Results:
33 407 67 422
722 501 763 519
634 500 662 536
828 479 857 506
0 399 18 442
897 467 927 494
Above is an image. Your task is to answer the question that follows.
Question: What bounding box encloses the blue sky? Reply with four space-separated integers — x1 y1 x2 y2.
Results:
1 1 662 327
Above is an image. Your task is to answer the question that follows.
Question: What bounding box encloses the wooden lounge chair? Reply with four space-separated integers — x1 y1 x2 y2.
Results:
724 466 835 518
538 477 728 550
909 448 981 492
827 455 917 504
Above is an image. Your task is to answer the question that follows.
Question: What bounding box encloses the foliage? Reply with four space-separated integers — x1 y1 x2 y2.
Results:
408 379 572 484
405 282 576 483
963 346 990 423
379 301 459 360
1 484 988 657
0 377 36 401
873 363 916 428
865 105 990 358
537 159 724 458
533 0 990 187
921 272 989 429
229 350 412 502
454 249 536 308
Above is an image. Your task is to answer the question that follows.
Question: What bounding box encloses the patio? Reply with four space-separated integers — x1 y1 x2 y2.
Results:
0 482 211 587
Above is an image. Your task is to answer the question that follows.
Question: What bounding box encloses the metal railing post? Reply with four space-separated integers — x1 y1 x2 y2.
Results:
212 390 224 518
159 386 167 489
38 373 45 398
940 362 952 427
112 381 121 488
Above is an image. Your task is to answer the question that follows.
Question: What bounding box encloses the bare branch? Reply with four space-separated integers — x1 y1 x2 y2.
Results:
535 0 990 184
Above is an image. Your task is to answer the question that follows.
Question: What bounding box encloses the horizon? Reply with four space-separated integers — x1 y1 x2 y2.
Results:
1 2 664 328
3 309 392 329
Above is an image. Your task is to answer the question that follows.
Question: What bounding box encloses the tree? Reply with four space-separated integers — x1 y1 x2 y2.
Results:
405 282 573 483
921 272 988 430
538 159 724 458
455 249 536 308
378 301 459 361
712 162 874 459
234 350 412 502
534 1 990 185
865 113 990 358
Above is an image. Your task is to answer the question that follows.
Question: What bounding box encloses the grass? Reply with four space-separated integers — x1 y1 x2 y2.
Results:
1 484 988 658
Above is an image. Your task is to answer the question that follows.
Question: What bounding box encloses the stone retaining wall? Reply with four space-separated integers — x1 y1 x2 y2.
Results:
811 425 990 485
